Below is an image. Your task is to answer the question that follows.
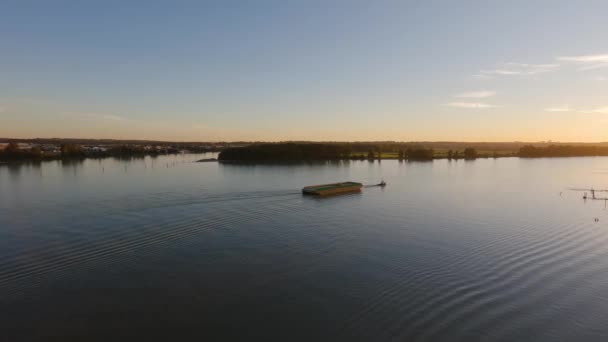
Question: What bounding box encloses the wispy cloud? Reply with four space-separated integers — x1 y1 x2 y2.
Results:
472 74 492 80
558 54 608 63
586 107 608 114
65 112 129 122
592 76 608 81
542 105 608 114
558 54 608 71
454 90 496 98
478 62 559 78
447 102 497 109
544 106 570 112
90 113 127 121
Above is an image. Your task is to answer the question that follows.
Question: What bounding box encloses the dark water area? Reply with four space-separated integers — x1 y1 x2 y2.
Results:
2 154 608 341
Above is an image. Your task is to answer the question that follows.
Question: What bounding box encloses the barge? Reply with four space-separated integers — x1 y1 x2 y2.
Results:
302 182 363 196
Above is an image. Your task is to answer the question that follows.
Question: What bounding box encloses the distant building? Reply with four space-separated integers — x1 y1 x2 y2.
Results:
40 144 60 153
82 145 108 153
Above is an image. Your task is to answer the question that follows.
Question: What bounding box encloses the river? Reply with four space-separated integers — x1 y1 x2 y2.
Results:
2 154 608 341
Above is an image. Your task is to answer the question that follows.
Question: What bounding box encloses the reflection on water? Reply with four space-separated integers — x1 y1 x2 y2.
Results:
2 154 608 341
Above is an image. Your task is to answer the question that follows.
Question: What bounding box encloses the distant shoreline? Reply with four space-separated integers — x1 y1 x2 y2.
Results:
4 141 608 164
5 153 608 166
0 141 226 164
218 143 608 162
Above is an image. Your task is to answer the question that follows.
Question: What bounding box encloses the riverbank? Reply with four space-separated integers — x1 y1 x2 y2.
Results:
218 143 608 162
0 141 224 164
5 141 608 164
217 144 488 162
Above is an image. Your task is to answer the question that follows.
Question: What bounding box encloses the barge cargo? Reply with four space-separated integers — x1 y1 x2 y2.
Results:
302 182 363 196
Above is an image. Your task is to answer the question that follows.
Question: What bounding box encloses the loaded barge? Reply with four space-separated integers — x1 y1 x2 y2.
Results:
302 182 363 196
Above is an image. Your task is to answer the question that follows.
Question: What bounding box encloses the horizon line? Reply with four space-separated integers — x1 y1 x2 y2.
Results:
1 137 608 145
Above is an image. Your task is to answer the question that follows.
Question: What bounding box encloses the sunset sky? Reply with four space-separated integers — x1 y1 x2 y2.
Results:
2 1 608 142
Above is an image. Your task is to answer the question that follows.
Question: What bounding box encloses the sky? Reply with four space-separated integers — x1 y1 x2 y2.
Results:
2 0 608 142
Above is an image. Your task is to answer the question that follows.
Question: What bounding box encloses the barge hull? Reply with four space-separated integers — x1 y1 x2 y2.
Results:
302 182 363 196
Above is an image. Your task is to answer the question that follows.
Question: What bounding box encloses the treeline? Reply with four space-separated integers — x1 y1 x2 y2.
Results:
219 143 352 161
218 143 483 161
0 138 229 150
0 143 45 160
404 148 434 160
519 145 608 157
0 143 182 162
359 148 436 160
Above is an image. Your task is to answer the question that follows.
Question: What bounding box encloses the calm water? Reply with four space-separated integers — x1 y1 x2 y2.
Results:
2 154 608 341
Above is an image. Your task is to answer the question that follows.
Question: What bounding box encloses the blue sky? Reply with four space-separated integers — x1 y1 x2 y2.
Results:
2 0 608 141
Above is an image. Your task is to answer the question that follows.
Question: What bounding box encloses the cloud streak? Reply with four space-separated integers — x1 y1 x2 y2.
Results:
90 113 127 121
478 62 559 78
553 106 608 114
454 90 496 98
558 54 608 71
64 112 129 122
558 54 608 63
447 102 496 109
586 106 608 114
544 107 570 112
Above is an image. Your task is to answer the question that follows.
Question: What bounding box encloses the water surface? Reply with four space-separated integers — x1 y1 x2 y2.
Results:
2 155 608 341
